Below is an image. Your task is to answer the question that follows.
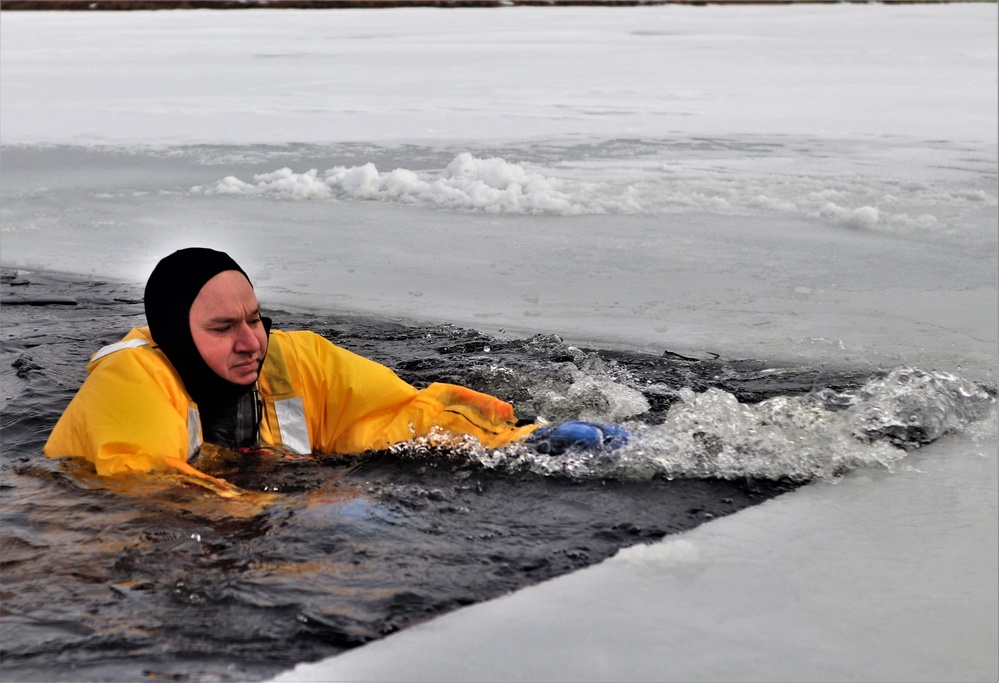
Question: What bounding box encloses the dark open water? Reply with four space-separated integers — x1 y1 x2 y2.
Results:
1 269 992 683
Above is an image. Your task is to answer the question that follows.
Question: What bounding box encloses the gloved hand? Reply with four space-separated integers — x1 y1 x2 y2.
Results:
528 420 629 456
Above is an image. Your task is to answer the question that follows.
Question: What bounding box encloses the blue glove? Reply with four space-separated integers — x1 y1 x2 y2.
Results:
528 420 629 456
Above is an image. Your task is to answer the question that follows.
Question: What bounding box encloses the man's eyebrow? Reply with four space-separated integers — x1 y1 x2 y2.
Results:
205 308 261 324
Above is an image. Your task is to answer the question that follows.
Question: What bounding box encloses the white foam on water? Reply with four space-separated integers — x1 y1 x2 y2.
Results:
188 151 997 252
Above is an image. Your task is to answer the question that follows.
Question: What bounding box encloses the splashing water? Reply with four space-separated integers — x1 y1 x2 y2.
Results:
391 366 995 483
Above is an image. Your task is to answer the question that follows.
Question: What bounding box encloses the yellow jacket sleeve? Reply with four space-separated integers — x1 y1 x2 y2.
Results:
44 328 196 476
267 331 537 454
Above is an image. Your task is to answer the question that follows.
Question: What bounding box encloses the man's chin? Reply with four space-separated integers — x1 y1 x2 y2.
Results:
229 368 259 385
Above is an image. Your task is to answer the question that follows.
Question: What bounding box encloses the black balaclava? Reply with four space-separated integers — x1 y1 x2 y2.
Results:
144 247 268 449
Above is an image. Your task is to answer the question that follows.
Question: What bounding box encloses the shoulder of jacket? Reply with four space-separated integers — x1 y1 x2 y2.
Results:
264 329 344 375
87 327 159 367
91 337 150 362
271 328 329 348
271 328 319 338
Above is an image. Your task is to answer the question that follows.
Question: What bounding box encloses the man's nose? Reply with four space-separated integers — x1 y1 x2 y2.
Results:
234 323 261 352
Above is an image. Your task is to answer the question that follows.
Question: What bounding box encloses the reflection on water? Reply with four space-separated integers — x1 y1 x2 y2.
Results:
1 271 993 682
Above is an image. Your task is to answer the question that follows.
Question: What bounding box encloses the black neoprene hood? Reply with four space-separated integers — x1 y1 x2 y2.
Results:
143 247 256 406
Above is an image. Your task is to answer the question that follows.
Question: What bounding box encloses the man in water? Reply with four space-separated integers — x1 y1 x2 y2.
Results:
45 248 624 492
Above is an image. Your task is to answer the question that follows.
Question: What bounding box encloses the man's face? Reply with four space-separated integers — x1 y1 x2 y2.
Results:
189 270 268 385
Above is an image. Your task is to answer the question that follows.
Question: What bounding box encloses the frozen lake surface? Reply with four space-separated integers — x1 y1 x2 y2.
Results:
1 3 996 681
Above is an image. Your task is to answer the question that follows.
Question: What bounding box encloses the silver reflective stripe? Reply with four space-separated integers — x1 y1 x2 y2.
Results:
274 397 310 454
187 407 202 461
91 338 149 362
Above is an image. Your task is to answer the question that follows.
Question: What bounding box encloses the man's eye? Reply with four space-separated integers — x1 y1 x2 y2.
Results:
211 326 232 333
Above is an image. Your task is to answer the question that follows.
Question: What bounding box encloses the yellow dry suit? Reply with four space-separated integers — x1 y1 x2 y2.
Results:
44 326 538 479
